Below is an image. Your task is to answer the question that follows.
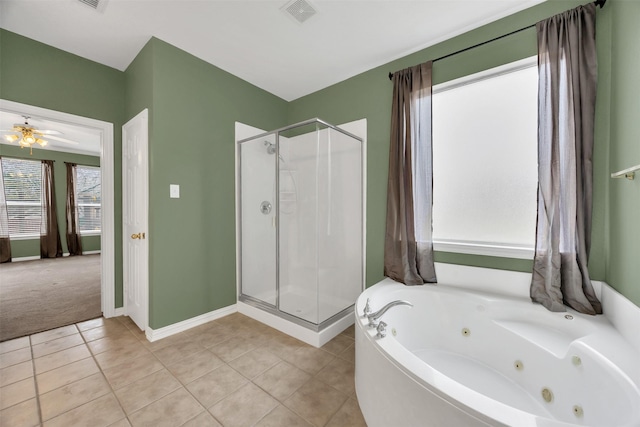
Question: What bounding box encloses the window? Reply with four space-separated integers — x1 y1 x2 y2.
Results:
1 158 42 238
75 165 101 234
431 57 538 259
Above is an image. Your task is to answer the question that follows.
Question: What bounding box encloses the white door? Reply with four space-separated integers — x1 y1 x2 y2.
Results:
122 109 149 331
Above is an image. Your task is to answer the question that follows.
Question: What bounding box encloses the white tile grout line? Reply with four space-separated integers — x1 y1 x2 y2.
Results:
80 320 132 426
28 334 44 427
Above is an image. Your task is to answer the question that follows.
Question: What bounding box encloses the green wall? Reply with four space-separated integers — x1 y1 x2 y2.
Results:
287 0 614 291
0 29 126 306
124 40 154 126
125 38 288 329
0 146 101 256
607 0 640 306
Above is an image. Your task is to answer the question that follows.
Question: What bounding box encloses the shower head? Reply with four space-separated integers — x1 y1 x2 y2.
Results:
264 141 277 155
263 141 285 162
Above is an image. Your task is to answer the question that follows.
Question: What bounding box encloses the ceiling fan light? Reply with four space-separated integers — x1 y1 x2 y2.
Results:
4 134 19 143
24 135 36 144
37 138 47 146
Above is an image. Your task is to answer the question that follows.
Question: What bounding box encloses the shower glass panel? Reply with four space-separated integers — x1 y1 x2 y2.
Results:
278 123 363 324
239 119 363 330
240 133 277 306
318 127 362 323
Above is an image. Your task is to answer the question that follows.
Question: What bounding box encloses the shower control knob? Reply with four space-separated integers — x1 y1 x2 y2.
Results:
260 201 272 215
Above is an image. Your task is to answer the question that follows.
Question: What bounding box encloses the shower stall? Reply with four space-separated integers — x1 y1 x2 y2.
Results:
236 118 365 346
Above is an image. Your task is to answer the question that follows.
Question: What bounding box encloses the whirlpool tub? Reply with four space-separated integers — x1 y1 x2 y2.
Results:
355 277 640 427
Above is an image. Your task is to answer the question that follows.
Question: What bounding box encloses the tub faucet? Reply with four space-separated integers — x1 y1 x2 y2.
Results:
367 300 413 327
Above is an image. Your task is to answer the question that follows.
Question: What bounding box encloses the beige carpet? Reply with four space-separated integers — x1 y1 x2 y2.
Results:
0 255 102 342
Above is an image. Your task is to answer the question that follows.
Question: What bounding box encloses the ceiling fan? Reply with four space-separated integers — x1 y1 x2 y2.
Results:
1 116 79 155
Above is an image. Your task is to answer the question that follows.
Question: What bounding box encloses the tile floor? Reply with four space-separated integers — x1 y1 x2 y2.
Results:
0 313 366 427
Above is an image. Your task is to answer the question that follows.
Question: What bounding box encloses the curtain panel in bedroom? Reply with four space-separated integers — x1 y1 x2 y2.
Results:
40 160 62 259
65 162 83 256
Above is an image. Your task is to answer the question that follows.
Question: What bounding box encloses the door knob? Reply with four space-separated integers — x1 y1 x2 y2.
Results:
131 232 146 240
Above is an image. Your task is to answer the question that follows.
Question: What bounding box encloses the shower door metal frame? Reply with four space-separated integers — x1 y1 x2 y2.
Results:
237 130 278 310
239 294 357 333
237 118 365 332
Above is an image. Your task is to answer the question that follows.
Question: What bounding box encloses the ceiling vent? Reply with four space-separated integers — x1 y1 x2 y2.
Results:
76 0 109 13
282 0 317 24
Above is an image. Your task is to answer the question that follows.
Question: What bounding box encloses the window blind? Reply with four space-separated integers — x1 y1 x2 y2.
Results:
1 158 42 238
76 165 101 233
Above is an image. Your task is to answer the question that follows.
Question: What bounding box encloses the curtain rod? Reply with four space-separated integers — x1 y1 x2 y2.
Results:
65 161 99 167
388 0 606 80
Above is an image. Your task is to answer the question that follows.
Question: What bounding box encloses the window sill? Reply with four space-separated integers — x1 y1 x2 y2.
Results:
80 231 102 237
433 240 534 260
9 235 40 241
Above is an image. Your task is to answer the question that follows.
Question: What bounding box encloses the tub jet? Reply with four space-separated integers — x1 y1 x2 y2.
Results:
573 405 584 417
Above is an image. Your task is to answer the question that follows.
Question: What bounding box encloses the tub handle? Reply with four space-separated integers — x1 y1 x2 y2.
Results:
363 298 372 317
376 321 387 338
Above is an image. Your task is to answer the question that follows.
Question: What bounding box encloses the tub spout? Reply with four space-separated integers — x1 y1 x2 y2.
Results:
367 300 413 327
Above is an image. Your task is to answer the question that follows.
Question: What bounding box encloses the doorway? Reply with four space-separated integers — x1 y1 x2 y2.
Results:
0 99 116 328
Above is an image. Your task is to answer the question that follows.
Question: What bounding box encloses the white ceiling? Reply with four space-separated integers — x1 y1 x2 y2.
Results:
0 111 102 156
0 0 545 102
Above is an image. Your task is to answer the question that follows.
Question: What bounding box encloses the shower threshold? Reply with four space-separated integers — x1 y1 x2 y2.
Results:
238 294 354 347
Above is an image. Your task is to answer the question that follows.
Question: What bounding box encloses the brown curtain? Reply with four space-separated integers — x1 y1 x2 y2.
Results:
40 160 62 258
531 3 601 315
384 62 437 285
65 163 83 256
0 158 11 263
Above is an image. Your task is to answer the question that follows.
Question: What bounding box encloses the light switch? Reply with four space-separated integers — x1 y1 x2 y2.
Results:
170 184 180 198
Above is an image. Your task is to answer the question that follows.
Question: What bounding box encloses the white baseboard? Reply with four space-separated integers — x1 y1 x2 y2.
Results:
145 304 237 342
111 307 125 317
11 251 102 262
62 251 101 257
238 301 353 347
10 255 40 262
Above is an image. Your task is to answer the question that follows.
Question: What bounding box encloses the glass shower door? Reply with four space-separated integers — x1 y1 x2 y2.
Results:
240 133 277 306
278 124 320 324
